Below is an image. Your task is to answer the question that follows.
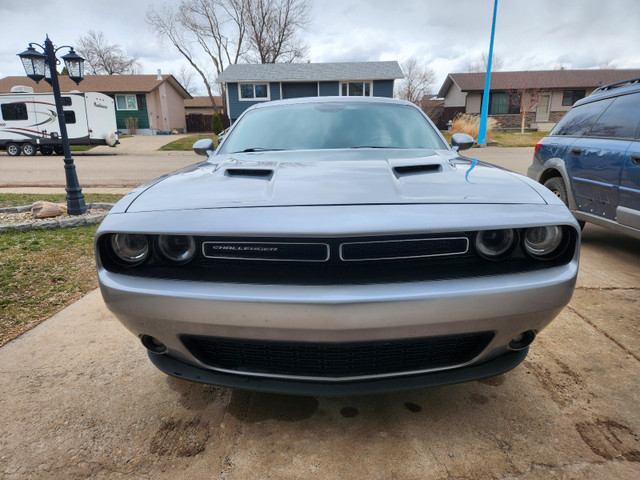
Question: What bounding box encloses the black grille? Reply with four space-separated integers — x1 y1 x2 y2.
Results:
340 237 468 261
181 332 494 378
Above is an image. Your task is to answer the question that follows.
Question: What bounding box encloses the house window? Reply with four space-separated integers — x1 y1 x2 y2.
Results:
340 82 372 96
115 94 138 111
239 83 270 101
489 92 520 114
562 90 586 106
1 102 28 121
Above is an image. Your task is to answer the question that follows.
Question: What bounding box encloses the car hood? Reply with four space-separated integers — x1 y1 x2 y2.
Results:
125 149 547 213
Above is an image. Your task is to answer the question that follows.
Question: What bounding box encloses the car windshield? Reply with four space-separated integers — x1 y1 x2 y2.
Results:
218 102 447 153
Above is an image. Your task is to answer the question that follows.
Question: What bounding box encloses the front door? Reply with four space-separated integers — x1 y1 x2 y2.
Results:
536 95 550 123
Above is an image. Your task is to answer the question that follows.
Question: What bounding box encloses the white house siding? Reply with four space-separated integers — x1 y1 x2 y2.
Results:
444 82 467 107
466 93 482 114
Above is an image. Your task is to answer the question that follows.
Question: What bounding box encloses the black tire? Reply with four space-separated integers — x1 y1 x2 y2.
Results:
40 145 54 156
543 177 585 230
53 145 64 155
6 142 21 156
21 143 36 156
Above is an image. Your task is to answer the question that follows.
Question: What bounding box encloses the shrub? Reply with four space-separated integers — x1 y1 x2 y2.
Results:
451 113 498 141
125 117 138 135
211 114 223 135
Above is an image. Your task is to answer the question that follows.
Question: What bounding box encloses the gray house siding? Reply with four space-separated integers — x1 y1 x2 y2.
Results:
282 82 317 99
227 82 282 121
319 81 339 96
373 80 394 98
270 82 281 101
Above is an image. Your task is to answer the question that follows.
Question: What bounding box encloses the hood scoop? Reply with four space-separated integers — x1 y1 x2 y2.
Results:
225 168 274 179
393 164 442 177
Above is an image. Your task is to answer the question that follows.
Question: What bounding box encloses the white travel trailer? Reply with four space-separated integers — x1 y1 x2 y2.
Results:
0 86 118 156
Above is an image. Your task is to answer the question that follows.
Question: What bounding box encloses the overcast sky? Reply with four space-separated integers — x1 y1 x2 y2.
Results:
1 0 638 96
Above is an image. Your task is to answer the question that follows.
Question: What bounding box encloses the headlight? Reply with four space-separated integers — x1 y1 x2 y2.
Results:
157 235 196 263
523 226 564 259
475 229 518 260
110 233 149 265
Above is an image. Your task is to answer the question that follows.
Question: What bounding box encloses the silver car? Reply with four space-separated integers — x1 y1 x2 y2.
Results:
96 97 580 395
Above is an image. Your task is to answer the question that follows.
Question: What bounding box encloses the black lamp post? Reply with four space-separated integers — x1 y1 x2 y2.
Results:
18 36 87 215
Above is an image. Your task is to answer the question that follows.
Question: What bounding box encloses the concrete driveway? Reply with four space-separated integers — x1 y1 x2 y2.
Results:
1 145 639 478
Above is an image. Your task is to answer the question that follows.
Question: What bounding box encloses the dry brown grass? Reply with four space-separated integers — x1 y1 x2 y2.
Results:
451 114 498 142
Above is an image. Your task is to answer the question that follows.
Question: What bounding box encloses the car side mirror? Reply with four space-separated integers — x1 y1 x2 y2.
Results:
451 133 475 152
193 138 215 157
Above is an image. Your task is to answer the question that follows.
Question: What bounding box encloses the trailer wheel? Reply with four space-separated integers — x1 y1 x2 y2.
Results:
53 145 64 155
40 146 54 156
21 143 37 156
6 143 21 156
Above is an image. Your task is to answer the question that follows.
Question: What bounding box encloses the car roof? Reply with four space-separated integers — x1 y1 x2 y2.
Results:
574 77 640 107
244 96 418 111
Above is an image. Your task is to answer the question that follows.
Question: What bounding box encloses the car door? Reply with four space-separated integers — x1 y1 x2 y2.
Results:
618 135 640 230
569 94 640 220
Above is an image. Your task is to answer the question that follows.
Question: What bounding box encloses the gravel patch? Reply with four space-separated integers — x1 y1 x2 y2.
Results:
0 203 113 233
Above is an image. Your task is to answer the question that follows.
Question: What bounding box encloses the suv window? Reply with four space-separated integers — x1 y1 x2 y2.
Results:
586 92 640 139
550 98 612 136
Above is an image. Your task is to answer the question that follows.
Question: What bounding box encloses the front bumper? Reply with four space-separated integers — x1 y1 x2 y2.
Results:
99 258 577 389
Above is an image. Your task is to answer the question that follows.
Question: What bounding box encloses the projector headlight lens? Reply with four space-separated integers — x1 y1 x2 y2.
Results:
524 226 564 258
475 229 518 260
110 233 149 265
158 235 196 263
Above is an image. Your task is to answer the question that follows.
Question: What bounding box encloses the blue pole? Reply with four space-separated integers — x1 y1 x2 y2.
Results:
477 0 498 146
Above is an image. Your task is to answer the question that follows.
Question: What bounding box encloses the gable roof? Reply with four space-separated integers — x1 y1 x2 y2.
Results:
217 61 404 83
184 95 224 108
437 69 640 97
0 74 192 99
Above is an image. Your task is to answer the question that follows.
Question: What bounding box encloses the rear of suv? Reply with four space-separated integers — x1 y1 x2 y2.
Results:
528 77 640 239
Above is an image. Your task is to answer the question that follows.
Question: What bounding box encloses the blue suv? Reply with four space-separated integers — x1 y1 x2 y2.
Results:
528 77 640 239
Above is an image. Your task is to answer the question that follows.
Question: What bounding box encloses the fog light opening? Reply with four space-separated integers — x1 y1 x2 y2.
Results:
140 334 167 354
508 330 536 351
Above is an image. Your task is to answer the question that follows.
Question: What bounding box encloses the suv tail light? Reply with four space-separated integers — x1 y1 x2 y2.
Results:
534 137 546 154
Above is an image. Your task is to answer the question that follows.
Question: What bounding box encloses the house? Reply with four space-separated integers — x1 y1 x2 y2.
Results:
420 96 445 130
0 72 191 135
184 95 227 132
216 61 404 122
437 69 640 130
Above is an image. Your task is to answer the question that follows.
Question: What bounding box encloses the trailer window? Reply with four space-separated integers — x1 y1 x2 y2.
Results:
64 111 76 124
61 97 72 106
1 103 28 121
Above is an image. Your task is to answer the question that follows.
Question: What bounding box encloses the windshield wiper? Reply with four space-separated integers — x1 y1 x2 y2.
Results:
233 147 285 153
349 145 397 149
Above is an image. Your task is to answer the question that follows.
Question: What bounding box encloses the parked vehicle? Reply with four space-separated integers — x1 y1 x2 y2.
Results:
0 86 118 156
528 77 640 239
96 96 580 395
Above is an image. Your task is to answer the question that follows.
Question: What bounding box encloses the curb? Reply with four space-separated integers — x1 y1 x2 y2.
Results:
0 203 113 233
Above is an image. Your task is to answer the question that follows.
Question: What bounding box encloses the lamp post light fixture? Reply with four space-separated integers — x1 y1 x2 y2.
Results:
17 35 87 215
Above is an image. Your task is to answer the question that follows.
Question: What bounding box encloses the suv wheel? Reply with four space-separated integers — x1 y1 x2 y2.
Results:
544 177 585 229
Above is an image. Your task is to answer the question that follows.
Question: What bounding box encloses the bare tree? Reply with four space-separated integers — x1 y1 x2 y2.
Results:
245 0 310 63
172 64 200 95
466 52 503 73
396 58 436 105
598 61 617 70
147 0 311 111
75 30 139 75
507 75 549 133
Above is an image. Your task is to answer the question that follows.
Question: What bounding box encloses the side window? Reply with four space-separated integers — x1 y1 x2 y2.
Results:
64 111 76 124
586 92 640 139
61 97 72 106
550 99 612 136
1 103 28 121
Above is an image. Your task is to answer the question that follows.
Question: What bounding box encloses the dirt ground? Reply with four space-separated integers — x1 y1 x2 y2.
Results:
0 146 639 479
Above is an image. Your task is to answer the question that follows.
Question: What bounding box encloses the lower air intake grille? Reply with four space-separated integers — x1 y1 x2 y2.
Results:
181 332 494 378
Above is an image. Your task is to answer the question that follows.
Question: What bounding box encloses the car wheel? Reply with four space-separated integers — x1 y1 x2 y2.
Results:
543 177 585 230
6 143 21 156
21 143 37 156
40 146 54 156
53 145 64 155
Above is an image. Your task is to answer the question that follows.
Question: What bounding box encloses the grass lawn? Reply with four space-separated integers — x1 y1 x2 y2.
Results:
0 193 124 208
0 193 123 346
159 134 218 151
440 130 548 147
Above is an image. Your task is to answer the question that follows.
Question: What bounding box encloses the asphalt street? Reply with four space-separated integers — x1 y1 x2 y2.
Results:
0 140 639 479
